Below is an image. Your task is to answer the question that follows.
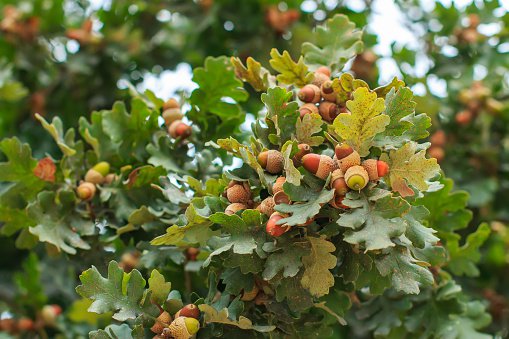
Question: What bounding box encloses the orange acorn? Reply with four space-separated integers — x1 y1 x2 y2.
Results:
163 98 180 110
258 150 284 174
301 154 335 180
334 143 353 159
430 130 446 147
77 182 96 200
455 110 473 125
315 66 331 77
266 213 290 237
175 304 200 319
162 108 184 126
292 143 311 167
168 120 192 139
298 84 321 103
318 101 339 122
299 103 319 118
335 145 361 173
330 169 349 196
362 159 389 181
272 176 286 194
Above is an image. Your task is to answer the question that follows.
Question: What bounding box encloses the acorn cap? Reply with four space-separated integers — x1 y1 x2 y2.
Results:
225 203 248 215
318 101 339 122
162 108 184 126
151 311 172 334
258 150 284 174
312 72 330 87
84 168 104 184
315 66 331 77
256 197 275 216
299 103 319 118
272 176 286 195
292 143 311 167
362 159 379 181
77 182 96 200
298 84 321 103
302 154 335 180
344 165 369 191
226 184 251 204
339 151 361 173
273 190 290 205
168 316 199 338
92 161 110 176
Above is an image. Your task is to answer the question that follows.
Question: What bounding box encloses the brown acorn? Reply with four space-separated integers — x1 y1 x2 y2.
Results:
272 176 286 195
302 154 335 180
266 212 290 237
17 318 34 332
299 103 319 118
151 311 172 334
318 101 339 122
162 108 184 126
168 120 192 139
335 143 353 159
312 71 330 87
77 182 96 200
321 80 337 102
362 159 389 181
298 84 321 103
330 169 349 196
258 150 284 174
256 197 275 216
225 203 248 215
163 98 180 110
226 182 251 204
273 190 290 205
292 143 311 167
175 304 200 319
344 165 369 191
241 284 260 301
455 110 473 125
430 130 446 147
315 66 331 77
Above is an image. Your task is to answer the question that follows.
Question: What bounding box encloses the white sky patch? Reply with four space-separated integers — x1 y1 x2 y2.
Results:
136 63 197 100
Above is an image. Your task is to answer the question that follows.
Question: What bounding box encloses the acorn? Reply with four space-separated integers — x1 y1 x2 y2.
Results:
316 66 331 77
241 284 260 301
330 169 349 196
225 203 248 215
169 120 192 139
256 197 275 216
318 101 339 122
41 304 62 326
77 182 96 200
272 176 286 195
299 103 319 118
167 316 200 339
292 143 311 167
455 110 473 125
258 150 284 174
321 80 337 102
163 98 180 110
335 143 353 159
226 182 251 204
430 130 446 147
361 159 389 181
162 108 184 126
344 165 369 191
151 311 172 334
298 84 321 103
0 318 15 333
17 318 34 332
174 304 200 319
266 213 290 237
186 247 199 261
84 161 109 184
312 71 330 87
330 195 350 209
336 149 361 173
301 154 335 180
428 146 445 163
103 173 118 185
273 190 290 205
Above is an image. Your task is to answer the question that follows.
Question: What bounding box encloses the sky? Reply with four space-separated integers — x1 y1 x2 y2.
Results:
87 0 509 99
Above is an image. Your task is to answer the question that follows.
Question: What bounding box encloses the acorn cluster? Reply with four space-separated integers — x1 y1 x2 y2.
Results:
151 304 200 339
0 304 62 335
76 161 116 201
162 98 192 140
456 81 503 126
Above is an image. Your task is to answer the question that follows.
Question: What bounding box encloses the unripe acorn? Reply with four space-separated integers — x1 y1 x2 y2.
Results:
175 304 200 319
299 103 319 118
272 176 286 195
298 84 321 103
318 101 339 122
241 284 260 301
151 311 172 334
312 71 330 87
344 165 369 191
163 98 180 110
167 316 200 339
315 66 331 77
330 169 349 196
162 108 184 126
256 197 275 216
226 183 251 204
266 213 290 237
292 143 311 167
258 150 284 174
92 161 110 176
169 120 192 139
84 169 104 184
321 80 337 102
77 182 96 200
361 159 389 181
302 154 335 180
225 203 248 215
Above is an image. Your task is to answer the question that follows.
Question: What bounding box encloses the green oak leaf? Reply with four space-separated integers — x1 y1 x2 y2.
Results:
375 247 434 294
373 77 406 98
301 236 337 297
302 14 364 73
199 304 275 333
269 49 313 87
404 205 439 249
281 140 301 185
338 189 410 251
333 87 389 156
147 270 171 305
35 114 76 156
261 86 299 146
275 189 334 226
89 324 135 339
275 274 314 312
146 132 185 173
76 261 159 321
295 113 324 146
262 240 309 280
331 73 369 105
231 56 271 91
380 142 440 197
14 253 47 309
446 223 490 277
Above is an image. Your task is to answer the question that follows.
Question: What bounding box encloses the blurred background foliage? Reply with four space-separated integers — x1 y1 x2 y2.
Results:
1 0 509 337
